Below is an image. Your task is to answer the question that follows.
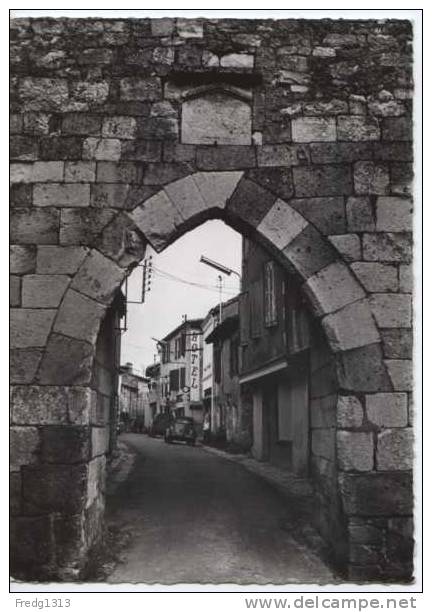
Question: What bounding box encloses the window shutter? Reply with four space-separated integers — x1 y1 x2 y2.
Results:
180 367 186 389
169 369 180 391
250 280 263 338
239 292 249 345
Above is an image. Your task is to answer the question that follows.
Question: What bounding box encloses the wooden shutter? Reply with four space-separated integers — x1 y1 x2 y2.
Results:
250 280 263 338
239 291 249 345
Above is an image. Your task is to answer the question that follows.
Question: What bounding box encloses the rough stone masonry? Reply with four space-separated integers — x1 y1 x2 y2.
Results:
10 16 414 582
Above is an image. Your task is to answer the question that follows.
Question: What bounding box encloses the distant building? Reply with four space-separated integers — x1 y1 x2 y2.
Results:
205 297 245 447
118 362 149 431
201 308 217 434
159 318 204 425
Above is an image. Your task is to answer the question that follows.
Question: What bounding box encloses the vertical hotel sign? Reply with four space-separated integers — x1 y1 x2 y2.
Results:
190 331 201 402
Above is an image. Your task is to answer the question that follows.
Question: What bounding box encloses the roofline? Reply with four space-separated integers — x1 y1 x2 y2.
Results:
162 318 204 342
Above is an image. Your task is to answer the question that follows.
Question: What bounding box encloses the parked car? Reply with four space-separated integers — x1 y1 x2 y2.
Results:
148 412 173 437
164 417 197 446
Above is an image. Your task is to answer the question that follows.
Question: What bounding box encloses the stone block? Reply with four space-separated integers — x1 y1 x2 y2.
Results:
22 274 70 308
362 233 412 262
385 359 412 391
62 113 102 136
96 213 146 269
36 246 88 274
128 189 181 251
257 199 308 250
365 393 408 428
339 472 413 516
310 395 337 428
10 135 39 161
293 165 352 197
10 245 36 274
90 183 129 208
192 171 243 210
10 161 64 183
163 143 196 163
18 77 69 111
399 264 413 293
33 184 90 208
289 197 346 235
373 142 413 162
11 384 92 425
40 137 83 160
10 275 21 306
354 161 390 195
177 18 203 38
303 100 348 116
96 162 140 184
120 77 162 101
54 289 106 343
312 47 336 57
226 177 277 228
102 116 137 140
10 184 32 207
142 162 193 186
322 299 380 352
120 140 162 162
348 518 385 545
10 308 55 349
304 261 365 316
311 429 335 461
60 208 116 246
257 144 309 167
292 117 336 142
337 431 374 472
22 464 88 513
71 250 125 305
369 293 412 328
328 234 361 262
91 427 109 457
337 395 364 428
247 168 294 201
197 145 256 171
283 224 338 280
83 138 121 161
40 426 91 463
10 114 23 134
381 329 413 359
163 174 206 219
64 162 96 183
351 262 398 293
37 334 94 386
10 516 53 569
381 117 412 141
377 428 413 470
10 348 43 384
10 426 40 471
336 343 392 393
70 81 109 105
390 163 413 196
52 513 86 568
78 47 113 65
310 142 373 164
337 116 380 141
137 116 179 141
181 92 250 145
368 98 406 117
220 53 254 68
376 196 413 232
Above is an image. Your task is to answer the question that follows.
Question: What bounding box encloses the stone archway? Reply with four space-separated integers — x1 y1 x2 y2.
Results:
11 170 412 581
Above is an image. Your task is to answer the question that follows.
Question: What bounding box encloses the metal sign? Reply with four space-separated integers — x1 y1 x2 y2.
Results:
189 331 201 402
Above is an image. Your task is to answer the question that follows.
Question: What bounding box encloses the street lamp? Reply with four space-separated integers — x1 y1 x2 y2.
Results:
200 255 241 322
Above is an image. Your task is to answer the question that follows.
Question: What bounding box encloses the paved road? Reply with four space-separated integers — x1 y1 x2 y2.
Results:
105 434 334 585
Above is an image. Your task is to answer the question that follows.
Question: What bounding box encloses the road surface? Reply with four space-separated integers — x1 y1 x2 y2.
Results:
105 434 335 585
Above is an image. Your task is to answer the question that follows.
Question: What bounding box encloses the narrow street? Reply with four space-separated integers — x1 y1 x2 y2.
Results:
104 434 335 585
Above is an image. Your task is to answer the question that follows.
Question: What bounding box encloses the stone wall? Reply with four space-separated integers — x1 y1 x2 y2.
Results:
10 16 413 581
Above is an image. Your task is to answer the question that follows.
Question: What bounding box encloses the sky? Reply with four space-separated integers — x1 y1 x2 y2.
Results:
121 220 242 375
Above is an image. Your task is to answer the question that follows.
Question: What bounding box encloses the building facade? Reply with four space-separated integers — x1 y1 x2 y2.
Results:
145 361 163 420
159 318 204 425
118 362 149 431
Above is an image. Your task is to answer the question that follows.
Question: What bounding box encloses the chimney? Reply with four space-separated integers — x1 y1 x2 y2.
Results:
125 362 133 373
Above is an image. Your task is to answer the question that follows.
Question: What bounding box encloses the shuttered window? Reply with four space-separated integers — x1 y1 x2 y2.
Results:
180 367 186 389
169 368 180 391
264 260 277 327
250 280 263 338
239 292 249 345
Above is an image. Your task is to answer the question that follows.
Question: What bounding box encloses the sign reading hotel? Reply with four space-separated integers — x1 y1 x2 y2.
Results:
189 332 201 403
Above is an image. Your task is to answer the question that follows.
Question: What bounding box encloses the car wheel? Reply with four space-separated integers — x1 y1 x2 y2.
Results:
164 436 172 443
